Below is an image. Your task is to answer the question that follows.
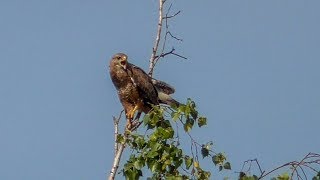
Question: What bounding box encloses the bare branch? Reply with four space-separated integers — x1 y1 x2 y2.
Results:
154 48 186 60
167 31 183 41
109 110 124 180
256 152 320 179
108 139 126 180
164 10 181 19
149 0 164 77
240 159 265 176
113 110 123 155
149 1 186 77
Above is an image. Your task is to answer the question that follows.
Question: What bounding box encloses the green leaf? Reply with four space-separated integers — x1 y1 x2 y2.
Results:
178 104 186 113
190 99 196 109
276 173 290 180
134 160 144 170
241 176 258 180
190 109 198 120
150 142 161 151
160 151 170 161
149 133 158 142
123 167 142 180
184 118 194 132
185 104 191 115
196 168 211 180
253 175 259 180
198 116 207 127
223 162 231 170
161 119 172 128
212 153 226 165
313 171 320 180
147 151 159 158
184 156 193 170
143 114 150 124
239 172 246 179
166 176 184 180
173 159 183 168
156 127 174 139
172 112 180 121
116 134 125 144
201 146 209 158
146 159 155 169
183 122 192 132
135 136 146 149
164 159 171 165
151 162 160 173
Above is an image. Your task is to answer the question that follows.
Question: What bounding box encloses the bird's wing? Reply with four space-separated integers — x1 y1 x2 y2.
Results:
128 63 159 105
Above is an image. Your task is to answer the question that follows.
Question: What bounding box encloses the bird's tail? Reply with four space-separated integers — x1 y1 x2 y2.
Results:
157 91 181 107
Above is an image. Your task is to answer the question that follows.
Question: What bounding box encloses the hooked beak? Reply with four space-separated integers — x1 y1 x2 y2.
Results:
120 60 127 70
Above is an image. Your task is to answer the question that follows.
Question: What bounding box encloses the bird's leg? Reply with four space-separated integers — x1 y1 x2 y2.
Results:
126 118 132 130
125 110 132 130
134 112 142 121
128 105 139 119
126 105 139 130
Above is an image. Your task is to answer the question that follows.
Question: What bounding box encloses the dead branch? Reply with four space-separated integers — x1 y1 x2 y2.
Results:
113 111 123 156
148 1 186 77
149 0 164 77
154 48 187 60
109 137 126 180
240 159 264 176
240 153 320 180
109 111 124 180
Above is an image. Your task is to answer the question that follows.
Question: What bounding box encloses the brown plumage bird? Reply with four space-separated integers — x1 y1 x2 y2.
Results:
109 53 179 128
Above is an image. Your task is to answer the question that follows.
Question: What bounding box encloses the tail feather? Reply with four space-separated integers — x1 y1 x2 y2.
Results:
157 91 181 107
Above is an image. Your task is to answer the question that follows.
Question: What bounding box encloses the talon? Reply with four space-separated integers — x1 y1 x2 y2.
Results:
130 120 142 131
131 119 139 126
128 105 139 119
126 118 132 130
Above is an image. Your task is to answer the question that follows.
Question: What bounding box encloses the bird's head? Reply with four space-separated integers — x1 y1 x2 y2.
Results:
112 53 128 70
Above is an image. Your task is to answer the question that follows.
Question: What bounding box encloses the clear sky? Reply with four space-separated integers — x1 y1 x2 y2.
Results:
1 0 319 179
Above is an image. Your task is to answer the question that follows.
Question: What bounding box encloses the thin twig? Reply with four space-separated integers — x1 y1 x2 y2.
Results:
154 48 186 60
164 10 181 19
257 153 320 179
258 162 291 179
290 153 309 179
149 1 186 76
167 31 183 41
241 159 264 176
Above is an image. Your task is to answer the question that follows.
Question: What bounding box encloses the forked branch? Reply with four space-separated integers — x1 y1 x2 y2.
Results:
148 1 186 77
149 0 164 77
240 152 320 179
109 111 125 180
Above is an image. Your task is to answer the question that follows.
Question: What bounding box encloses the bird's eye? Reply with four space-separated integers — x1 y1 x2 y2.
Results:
117 56 121 60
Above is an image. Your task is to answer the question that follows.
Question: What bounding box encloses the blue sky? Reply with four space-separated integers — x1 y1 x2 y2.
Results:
1 0 319 179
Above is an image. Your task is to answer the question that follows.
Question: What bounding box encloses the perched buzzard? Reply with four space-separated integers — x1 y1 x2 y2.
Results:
109 53 179 128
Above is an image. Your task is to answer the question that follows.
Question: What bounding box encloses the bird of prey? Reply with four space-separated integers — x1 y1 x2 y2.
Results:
109 53 179 129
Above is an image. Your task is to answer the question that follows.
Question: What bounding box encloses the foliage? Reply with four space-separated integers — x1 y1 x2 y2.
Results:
121 98 231 179
313 172 320 180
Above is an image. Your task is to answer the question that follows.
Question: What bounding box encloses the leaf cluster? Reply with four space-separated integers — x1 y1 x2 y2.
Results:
121 99 231 179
